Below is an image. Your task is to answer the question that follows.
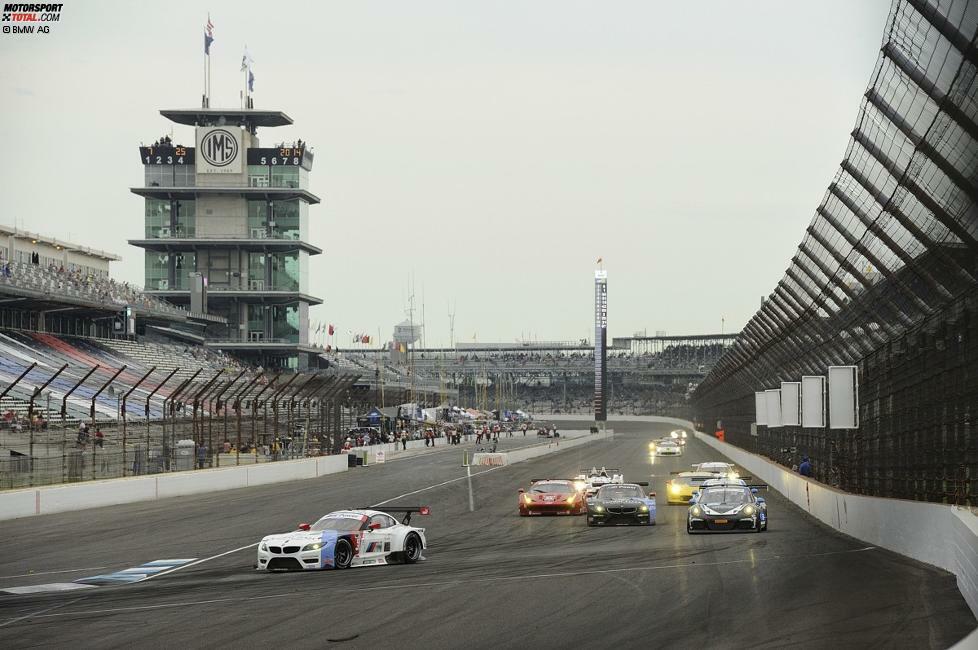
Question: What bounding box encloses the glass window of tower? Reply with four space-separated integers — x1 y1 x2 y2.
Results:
145 252 169 290
145 199 171 238
247 201 269 238
174 200 195 237
248 252 266 290
247 304 266 340
172 253 196 289
270 166 299 188
270 200 300 239
272 303 300 343
248 165 270 188
270 252 300 291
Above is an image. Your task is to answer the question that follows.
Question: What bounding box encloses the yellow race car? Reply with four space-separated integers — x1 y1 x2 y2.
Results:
665 471 720 504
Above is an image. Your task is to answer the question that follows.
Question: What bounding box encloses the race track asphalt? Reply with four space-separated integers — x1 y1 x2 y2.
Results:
0 420 974 649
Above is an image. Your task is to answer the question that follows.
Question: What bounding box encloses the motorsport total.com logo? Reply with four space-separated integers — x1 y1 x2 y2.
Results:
2 3 63 35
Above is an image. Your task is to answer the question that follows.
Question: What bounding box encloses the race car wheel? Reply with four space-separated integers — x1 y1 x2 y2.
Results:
333 539 354 569
403 533 423 564
686 520 694 534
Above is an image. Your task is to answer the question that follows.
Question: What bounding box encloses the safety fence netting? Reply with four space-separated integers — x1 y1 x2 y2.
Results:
692 0 978 504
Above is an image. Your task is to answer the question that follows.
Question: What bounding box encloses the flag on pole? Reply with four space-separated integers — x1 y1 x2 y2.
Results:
596 257 602 264
240 54 247 72
248 70 255 92
328 324 334 336
204 15 214 54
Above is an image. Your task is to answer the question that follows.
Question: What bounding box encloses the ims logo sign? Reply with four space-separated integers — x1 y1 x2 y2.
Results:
199 128 238 167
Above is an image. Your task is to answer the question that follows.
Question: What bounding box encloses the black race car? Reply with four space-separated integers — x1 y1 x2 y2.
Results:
586 482 656 526
686 480 768 533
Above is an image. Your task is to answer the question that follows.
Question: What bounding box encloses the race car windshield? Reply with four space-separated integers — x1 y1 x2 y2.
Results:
310 516 364 531
530 483 574 494
699 488 751 508
597 486 644 499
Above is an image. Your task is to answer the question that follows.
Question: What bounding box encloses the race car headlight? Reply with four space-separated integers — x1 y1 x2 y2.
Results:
639 505 649 513
260 542 268 552
648 442 656 450
670 431 678 438
691 505 703 517
573 481 586 491
523 493 533 504
681 431 687 438
728 472 739 480
592 505 604 512
566 494 578 504
669 483 680 494
302 542 322 551
743 505 756 516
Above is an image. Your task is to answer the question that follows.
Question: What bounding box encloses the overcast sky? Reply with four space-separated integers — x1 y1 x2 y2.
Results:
0 0 891 347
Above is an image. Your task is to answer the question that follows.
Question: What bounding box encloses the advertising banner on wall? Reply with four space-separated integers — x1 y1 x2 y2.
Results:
195 126 243 174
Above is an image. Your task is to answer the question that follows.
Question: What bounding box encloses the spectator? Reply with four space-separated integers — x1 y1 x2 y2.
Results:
197 443 207 469
799 456 813 477
94 428 104 448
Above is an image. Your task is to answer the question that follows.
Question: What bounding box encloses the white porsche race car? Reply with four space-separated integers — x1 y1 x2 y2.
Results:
256 507 429 571
575 467 624 497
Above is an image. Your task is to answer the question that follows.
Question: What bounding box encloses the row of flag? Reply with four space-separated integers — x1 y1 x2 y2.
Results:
203 14 256 92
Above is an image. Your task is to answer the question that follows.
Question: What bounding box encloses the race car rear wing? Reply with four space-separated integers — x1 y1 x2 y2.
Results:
361 506 432 525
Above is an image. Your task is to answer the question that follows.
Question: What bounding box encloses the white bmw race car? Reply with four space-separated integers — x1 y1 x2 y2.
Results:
256 507 429 571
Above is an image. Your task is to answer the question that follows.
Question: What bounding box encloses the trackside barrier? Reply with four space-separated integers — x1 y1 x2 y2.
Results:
0 454 350 521
471 430 614 467
353 429 595 464
693 431 978 623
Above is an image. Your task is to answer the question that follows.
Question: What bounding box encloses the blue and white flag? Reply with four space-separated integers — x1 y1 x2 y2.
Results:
204 15 214 54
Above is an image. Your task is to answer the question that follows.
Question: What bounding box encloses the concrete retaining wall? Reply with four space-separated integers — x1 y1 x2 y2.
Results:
471 430 612 466
0 454 350 521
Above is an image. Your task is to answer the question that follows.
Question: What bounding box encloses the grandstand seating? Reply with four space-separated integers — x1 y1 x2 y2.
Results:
0 259 187 317
0 330 248 423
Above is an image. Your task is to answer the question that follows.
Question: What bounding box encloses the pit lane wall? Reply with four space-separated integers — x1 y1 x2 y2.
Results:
0 454 351 521
470 430 612 466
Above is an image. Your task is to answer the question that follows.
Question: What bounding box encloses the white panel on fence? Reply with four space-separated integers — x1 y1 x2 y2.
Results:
828 366 859 429
755 392 768 425
780 382 801 426
765 389 783 428
802 375 826 428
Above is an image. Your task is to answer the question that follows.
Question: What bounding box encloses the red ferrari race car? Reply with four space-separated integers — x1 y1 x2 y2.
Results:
518 479 586 516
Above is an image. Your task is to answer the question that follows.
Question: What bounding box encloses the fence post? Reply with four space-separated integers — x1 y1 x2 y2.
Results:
90 366 126 479
60 364 99 483
212 369 247 467
25 364 67 484
145 368 179 471
231 372 262 466
121 366 155 477
251 373 280 462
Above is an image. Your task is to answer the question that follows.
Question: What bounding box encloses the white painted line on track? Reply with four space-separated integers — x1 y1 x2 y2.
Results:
138 544 259 582
4 546 878 623
0 566 108 580
0 583 97 595
0 596 86 629
371 465 506 507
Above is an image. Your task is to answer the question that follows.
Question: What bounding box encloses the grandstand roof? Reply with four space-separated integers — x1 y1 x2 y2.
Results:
0 225 121 262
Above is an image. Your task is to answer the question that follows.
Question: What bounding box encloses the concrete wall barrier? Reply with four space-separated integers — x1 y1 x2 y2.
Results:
694 430 978 621
0 454 351 521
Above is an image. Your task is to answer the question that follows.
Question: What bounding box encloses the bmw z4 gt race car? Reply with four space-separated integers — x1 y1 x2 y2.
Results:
257 507 429 571
586 482 657 526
